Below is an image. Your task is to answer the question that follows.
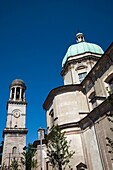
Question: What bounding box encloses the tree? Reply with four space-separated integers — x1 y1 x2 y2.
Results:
21 143 37 170
9 157 20 170
47 125 75 170
106 112 113 159
106 91 113 160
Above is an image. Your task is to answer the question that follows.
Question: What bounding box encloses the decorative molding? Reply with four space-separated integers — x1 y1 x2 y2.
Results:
75 64 87 71
7 100 27 105
59 122 79 130
3 128 28 137
61 54 100 76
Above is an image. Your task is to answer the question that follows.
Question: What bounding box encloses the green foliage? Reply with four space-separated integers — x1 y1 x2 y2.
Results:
21 143 37 170
9 157 20 170
106 112 113 159
108 94 113 105
47 125 75 170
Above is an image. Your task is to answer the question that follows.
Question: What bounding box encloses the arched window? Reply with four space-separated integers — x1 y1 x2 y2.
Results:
12 146 17 154
21 89 24 101
12 88 15 99
16 87 20 100
78 72 87 83
76 162 87 170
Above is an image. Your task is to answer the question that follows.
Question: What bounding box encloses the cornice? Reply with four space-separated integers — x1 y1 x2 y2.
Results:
7 100 27 105
61 54 100 76
59 122 79 130
7 100 27 109
79 98 113 130
45 97 112 132
82 42 113 85
3 128 28 137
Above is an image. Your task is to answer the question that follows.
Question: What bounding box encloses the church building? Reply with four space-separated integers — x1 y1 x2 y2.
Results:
1 33 113 170
43 33 113 170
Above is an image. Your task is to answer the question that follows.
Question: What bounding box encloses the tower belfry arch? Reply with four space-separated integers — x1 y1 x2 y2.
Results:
2 79 28 168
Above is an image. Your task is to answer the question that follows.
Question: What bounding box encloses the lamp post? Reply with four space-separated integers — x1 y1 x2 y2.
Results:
38 128 43 170
38 127 48 170
23 128 46 170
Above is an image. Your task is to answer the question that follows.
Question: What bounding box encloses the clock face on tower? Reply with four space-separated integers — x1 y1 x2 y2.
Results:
13 109 21 118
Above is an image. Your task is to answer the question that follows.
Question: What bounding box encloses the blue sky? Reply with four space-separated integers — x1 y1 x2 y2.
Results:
0 0 113 144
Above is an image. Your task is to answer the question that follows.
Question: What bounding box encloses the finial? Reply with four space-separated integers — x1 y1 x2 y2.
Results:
76 33 85 43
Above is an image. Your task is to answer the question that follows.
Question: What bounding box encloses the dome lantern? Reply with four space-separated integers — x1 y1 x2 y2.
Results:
76 33 85 43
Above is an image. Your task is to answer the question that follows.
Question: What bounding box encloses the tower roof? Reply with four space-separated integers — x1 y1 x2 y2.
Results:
62 33 104 67
10 79 26 88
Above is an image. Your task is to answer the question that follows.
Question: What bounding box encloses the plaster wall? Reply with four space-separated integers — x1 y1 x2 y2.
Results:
65 131 85 169
64 69 72 85
85 86 95 111
94 116 113 170
83 126 103 170
2 133 26 167
6 103 26 128
53 91 88 125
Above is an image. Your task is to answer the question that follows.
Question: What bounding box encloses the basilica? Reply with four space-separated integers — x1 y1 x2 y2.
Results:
43 33 113 170
1 33 113 170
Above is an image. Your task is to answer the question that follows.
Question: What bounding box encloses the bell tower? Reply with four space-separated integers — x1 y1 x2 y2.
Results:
2 79 28 168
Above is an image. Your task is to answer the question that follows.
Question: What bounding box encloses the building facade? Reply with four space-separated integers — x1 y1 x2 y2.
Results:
2 79 28 169
43 33 113 170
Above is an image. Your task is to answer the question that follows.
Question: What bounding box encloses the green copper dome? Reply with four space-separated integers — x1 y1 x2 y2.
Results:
62 33 104 67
